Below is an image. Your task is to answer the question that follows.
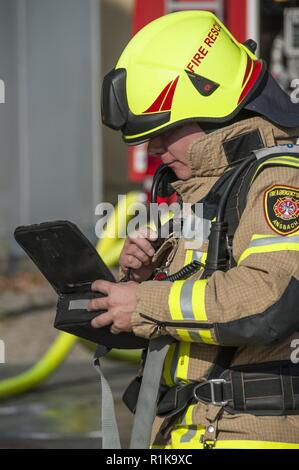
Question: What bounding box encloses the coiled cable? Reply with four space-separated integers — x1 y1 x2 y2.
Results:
159 260 204 282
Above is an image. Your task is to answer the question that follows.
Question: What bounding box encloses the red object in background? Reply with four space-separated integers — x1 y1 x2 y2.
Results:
128 0 166 185
132 0 164 34
226 0 247 42
129 0 254 185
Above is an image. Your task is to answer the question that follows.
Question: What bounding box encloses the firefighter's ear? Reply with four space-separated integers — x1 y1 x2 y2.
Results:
151 164 177 203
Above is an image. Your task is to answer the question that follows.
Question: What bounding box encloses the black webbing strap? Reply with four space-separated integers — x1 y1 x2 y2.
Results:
158 362 299 418
206 347 237 380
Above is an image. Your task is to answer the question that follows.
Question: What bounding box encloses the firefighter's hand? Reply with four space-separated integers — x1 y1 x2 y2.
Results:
119 227 158 282
88 280 138 333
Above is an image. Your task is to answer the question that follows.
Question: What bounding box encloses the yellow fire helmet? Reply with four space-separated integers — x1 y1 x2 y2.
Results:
101 10 299 145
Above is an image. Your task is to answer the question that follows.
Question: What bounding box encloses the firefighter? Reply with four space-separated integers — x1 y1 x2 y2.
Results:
88 11 299 448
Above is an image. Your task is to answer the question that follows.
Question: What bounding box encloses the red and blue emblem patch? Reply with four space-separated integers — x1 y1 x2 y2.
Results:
264 185 299 235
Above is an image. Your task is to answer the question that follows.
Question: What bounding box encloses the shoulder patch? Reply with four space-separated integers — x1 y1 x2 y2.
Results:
264 185 299 235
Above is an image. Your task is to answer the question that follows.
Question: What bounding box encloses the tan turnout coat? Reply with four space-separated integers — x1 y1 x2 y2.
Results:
127 116 299 448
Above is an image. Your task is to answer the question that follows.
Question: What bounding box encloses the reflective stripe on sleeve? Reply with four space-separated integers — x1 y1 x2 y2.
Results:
170 279 208 322
251 155 299 183
191 280 208 322
238 233 299 265
169 281 185 321
168 279 217 344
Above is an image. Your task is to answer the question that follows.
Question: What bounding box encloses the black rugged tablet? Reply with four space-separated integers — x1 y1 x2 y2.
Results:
14 220 147 349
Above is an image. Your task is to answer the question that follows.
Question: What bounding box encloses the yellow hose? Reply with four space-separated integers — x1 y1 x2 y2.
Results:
80 339 141 363
107 349 141 363
0 332 77 399
0 191 143 400
99 239 125 267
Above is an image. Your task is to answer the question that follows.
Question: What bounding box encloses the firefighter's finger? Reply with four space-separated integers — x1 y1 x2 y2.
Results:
124 255 143 270
91 279 112 294
125 244 152 264
110 325 121 335
127 235 156 257
91 311 113 328
87 296 109 311
132 227 158 241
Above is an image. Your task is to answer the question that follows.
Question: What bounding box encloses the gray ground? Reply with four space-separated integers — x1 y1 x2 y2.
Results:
0 282 138 449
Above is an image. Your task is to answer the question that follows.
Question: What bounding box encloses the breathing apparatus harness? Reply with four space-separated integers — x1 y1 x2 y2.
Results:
121 145 299 449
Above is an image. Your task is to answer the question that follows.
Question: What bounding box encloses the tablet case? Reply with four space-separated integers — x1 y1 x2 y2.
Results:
14 220 148 349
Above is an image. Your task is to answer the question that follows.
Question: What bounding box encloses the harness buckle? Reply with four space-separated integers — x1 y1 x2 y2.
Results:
200 434 217 450
193 379 228 406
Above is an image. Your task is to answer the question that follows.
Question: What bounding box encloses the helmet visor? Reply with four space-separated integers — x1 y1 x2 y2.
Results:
101 68 171 143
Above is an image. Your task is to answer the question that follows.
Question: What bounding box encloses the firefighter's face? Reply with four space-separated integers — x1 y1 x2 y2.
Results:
147 123 205 180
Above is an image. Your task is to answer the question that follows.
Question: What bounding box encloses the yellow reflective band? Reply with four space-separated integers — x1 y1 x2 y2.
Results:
251 234 278 240
176 342 190 384
214 440 299 449
185 250 207 266
251 156 299 183
192 279 208 321
239 243 299 264
202 252 208 264
163 343 176 387
251 233 299 241
169 281 185 320
238 233 299 265
151 438 299 450
169 281 193 341
179 404 197 426
198 329 218 345
266 155 299 164
175 329 193 342
173 327 218 344
169 423 205 449
169 279 215 344
184 249 193 265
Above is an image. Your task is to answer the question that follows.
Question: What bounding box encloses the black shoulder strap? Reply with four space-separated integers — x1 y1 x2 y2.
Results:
191 167 235 221
225 160 257 263
225 149 299 266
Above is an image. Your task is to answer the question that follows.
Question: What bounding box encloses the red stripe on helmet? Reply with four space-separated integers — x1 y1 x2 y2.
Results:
161 76 180 111
143 80 173 113
237 60 263 105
